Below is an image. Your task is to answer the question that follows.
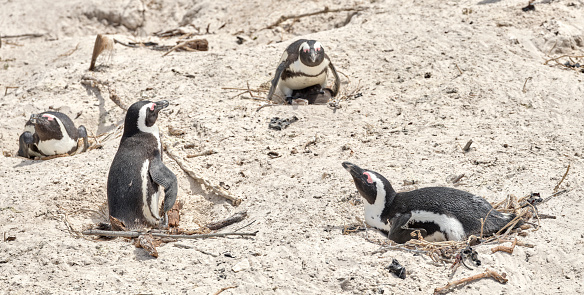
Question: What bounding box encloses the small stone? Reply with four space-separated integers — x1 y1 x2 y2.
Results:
232 259 250 272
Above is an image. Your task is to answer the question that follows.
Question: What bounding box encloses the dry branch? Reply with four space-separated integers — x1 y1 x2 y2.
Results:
163 142 242 206
187 150 217 158
213 286 238 295
82 229 257 239
264 6 366 29
553 164 570 193
491 238 517 254
0 33 44 39
53 43 80 62
162 39 209 56
434 268 508 295
206 211 248 230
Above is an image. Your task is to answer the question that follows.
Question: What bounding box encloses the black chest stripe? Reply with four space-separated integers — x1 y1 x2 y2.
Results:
281 67 328 80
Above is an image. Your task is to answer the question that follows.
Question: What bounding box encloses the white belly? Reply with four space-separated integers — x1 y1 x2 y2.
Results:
410 210 466 241
36 138 77 156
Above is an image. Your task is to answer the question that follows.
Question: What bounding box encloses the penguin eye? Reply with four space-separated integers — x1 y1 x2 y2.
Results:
303 49 309 53
149 104 155 111
363 172 373 184
315 47 321 51
43 114 54 121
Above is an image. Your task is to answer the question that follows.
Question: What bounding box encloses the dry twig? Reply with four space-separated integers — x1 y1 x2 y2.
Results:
553 164 570 193
213 286 238 295
206 211 248 230
0 33 44 39
82 229 257 239
187 150 216 158
264 6 367 29
491 238 517 254
434 268 508 295
162 39 208 56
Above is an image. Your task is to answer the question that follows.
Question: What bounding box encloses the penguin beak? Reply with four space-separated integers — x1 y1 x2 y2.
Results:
154 100 169 112
29 113 40 124
343 161 377 205
342 162 364 179
309 49 317 62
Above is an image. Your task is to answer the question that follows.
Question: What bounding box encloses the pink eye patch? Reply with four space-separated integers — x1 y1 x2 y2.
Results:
363 172 373 184
42 114 54 121
150 104 155 111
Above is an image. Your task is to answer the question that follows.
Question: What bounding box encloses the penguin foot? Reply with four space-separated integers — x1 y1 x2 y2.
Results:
285 96 294 105
291 98 309 105
158 213 169 230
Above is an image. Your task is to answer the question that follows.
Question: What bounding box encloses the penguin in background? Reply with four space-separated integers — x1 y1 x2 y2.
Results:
342 162 518 243
266 39 340 104
18 111 89 159
107 100 177 229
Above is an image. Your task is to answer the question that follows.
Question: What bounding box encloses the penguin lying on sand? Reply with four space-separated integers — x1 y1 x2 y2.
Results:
342 162 518 243
107 100 177 229
266 39 340 104
18 111 89 159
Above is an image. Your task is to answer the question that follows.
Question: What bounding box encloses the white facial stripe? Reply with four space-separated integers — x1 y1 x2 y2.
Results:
36 116 77 155
141 160 158 224
314 41 322 50
410 210 465 241
137 103 161 152
363 173 391 231
300 42 310 52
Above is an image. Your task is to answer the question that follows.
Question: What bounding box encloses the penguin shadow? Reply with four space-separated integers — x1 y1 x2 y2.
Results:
13 158 45 168
82 83 119 135
184 177 233 206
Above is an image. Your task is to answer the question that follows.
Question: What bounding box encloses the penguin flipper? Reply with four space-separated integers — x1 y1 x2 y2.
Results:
326 54 341 97
18 131 35 158
149 156 178 214
267 60 291 102
77 125 89 153
387 213 427 244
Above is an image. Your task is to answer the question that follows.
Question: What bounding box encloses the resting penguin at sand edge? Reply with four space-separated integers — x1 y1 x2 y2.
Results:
266 39 340 104
342 162 519 243
107 100 177 229
18 111 89 159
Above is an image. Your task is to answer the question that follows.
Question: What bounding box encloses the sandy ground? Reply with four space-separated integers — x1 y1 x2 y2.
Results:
1 0 584 294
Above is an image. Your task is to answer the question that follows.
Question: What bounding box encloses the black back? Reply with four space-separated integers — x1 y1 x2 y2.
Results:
380 187 513 236
107 101 161 227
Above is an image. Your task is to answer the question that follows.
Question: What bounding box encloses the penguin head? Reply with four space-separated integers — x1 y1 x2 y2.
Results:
298 40 325 66
342 162 395 205
29 112 63 140
123 100 169 137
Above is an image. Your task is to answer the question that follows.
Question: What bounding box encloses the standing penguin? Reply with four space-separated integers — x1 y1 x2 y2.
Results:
107 100 177 229
18 111 89 159
342 162 517 243
266 39 340 104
